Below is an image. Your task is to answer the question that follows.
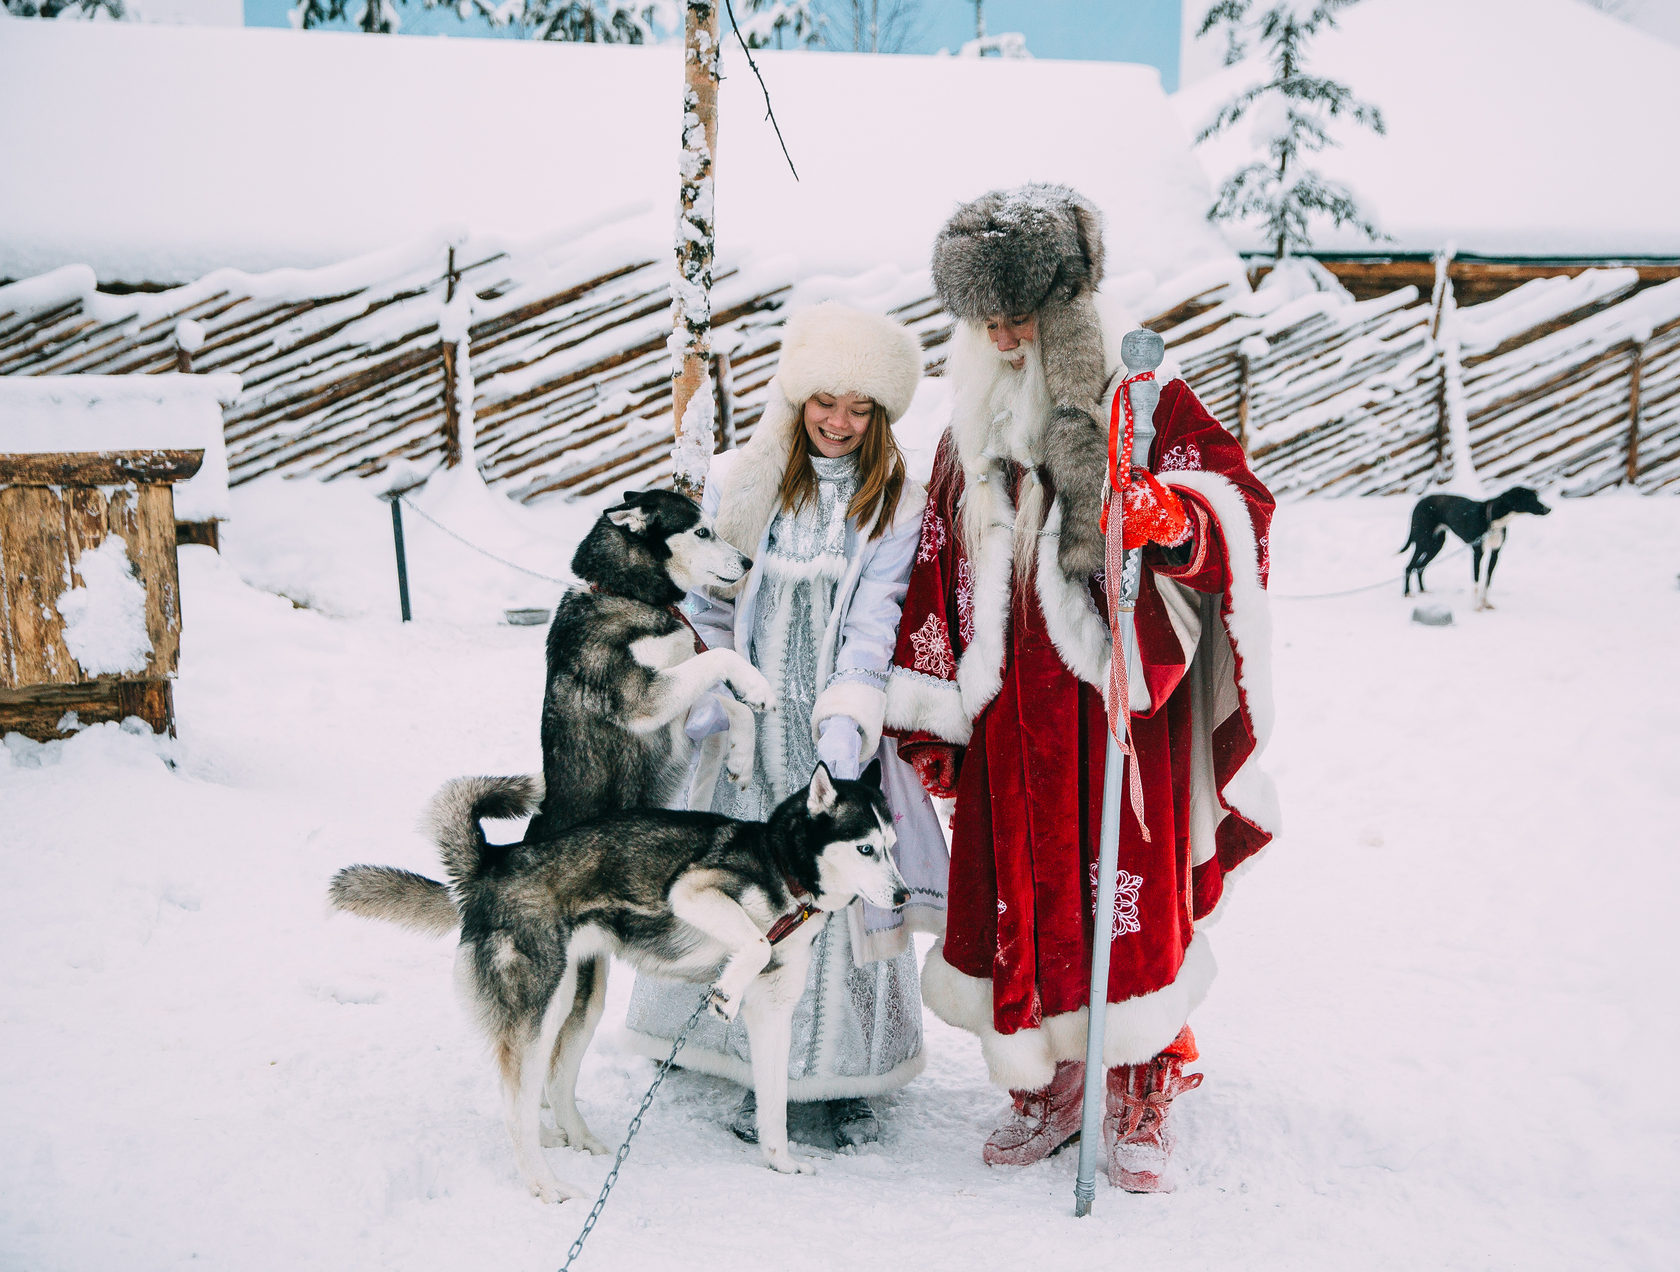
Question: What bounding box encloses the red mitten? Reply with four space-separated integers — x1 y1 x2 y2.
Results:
1121 469 1191 552
901 741 962 799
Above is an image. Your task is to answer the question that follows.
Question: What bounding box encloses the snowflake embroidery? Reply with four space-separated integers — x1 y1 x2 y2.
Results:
997 899 1008 917
1158 443 1203 473
1257 532 1271 580
908 613 955 679
917 504 948 563
955 559 976 644
1090 862 1143 940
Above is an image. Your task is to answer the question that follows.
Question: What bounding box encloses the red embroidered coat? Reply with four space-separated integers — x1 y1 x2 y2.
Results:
884 376 1278 1093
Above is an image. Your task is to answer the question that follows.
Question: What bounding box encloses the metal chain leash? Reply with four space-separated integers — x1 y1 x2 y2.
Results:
1271 542 1470 601
396 494 574 586
558 996 711 1272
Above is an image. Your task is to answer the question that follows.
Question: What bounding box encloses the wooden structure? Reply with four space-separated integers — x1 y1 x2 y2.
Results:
0 449 200 740
2 240 1677 501
1159 268 1680 496
1251 253 1680 306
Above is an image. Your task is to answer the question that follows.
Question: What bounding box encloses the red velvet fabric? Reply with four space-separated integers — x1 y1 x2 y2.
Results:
889 380 1275 1038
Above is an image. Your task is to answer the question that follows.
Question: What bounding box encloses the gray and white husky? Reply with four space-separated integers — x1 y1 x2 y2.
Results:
524 488 772 844
329 762 908 1202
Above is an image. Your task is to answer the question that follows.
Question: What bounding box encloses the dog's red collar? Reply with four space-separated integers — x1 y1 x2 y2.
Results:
587 584 707 656
766 879 818 945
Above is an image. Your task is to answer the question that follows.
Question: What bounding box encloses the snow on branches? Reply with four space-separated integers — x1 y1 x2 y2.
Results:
286 0 678 39
4 0 128 16
729 0 820 49
1195 0 1386 262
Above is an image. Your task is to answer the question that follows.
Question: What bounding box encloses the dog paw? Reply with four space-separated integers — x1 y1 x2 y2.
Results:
705 987 741 1022
727 752 755 791
732 669 776 713
763 1147 816 1176
528 1175 581 1204
569 1127 609 1156
540 1124 568 1149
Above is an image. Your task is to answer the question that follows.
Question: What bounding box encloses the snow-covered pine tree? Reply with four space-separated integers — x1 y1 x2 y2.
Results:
670 0 720 498
506 0 668 41
4 0 127 16
1195 0 1386 266
732 0 820 48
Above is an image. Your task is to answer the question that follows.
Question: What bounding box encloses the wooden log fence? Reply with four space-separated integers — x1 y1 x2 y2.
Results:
3 245 1679 502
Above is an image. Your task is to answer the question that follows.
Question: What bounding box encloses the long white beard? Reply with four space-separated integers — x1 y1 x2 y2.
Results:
949 325 1053 576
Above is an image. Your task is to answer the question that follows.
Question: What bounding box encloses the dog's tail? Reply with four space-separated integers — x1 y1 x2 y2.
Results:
426 773 545 886
329 864 459 935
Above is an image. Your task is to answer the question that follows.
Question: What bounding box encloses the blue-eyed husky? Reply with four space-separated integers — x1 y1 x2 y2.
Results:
329 761 908 1202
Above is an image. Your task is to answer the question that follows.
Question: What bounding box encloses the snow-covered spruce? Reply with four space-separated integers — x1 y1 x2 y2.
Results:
1193 0 1386 263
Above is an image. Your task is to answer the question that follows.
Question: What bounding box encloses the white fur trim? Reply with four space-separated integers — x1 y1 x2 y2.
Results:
776 303 923 423
615 1027 927 1101
954 513 1013 723
715 393 795 554
920 934 1216 1091
884 667 972 745
1033 501 1110 691
1156 468 1274 746
811 679 887 758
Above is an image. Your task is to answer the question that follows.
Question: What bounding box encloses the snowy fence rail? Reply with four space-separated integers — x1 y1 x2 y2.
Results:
1157 269 1680 495
3 248 1678 500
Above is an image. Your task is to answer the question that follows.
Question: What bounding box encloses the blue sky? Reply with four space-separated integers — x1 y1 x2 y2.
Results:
244 0 1186 90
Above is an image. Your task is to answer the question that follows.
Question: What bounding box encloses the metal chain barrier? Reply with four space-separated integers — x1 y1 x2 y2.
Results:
1271 542 1469 601
397 494 574 587
558 997 710 1272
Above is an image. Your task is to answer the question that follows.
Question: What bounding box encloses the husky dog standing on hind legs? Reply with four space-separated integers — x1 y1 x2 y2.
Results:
524 487 776 844
329 761 908 1202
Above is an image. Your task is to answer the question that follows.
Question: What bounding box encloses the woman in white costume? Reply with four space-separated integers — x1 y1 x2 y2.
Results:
624 303 948 1147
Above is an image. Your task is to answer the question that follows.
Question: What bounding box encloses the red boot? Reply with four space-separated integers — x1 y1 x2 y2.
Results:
983 1060 1085 1166
1104 1052 1203 1192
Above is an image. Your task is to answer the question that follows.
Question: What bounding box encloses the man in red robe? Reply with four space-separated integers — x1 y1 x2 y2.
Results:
885 185 1279 1191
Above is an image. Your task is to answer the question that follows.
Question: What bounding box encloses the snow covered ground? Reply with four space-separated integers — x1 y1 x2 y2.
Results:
3 482 1677 1271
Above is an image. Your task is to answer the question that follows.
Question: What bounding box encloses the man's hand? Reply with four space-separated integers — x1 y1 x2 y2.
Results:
1122 469 1191 552
901 741 962 799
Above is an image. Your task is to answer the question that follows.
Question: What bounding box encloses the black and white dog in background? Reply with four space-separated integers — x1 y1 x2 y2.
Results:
329 762 908 1202
523 488 772 843
1401 485 1551 608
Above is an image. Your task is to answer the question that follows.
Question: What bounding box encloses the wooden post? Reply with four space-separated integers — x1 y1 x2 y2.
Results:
1235 351 1251 450
714 348 736 452
671 0 720 499
1626 338 1646 486
1428 249 1456 483
441 246 462 469
0 450 201 740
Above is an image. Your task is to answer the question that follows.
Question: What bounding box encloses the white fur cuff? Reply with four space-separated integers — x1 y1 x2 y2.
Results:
812 679 888 758
884 667 973 745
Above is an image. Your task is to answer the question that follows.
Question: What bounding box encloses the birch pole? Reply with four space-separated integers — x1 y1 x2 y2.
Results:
671 0 721 500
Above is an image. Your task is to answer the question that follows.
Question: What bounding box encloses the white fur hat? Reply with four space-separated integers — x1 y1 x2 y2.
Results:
713 303 923 552
771 303 923 423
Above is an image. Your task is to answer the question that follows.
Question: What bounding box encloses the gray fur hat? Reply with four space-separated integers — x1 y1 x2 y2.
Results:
934 184 1117 584
930 183 1106 322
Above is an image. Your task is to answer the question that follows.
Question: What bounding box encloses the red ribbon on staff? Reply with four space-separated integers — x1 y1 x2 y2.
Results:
1099 369 1155 843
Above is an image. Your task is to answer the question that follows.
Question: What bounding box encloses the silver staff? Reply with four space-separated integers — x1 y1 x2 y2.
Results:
1074 328 1164 1218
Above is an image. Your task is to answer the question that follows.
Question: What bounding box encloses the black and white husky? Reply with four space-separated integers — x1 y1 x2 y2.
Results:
329 762 908 1202
525 488 772 843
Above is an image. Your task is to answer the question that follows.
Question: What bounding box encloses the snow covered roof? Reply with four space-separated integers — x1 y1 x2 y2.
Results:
1172 0 1680 260
0 374 236 519
0 19 1243 308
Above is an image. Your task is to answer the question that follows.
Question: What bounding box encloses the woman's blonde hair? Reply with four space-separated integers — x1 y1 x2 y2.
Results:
775 398 906 541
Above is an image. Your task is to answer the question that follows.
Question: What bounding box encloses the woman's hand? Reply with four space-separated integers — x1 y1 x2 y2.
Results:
901 740 961 799
816 716 864 781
